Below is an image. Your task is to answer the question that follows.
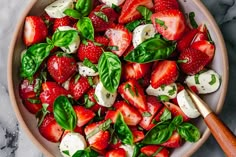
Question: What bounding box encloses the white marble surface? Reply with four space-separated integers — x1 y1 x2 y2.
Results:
0 0 236 156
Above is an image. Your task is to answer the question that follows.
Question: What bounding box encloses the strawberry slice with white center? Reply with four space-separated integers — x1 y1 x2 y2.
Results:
73 106 95 127
105 25 132 56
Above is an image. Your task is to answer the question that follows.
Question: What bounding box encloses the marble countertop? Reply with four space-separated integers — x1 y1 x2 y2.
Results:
1 0 236 156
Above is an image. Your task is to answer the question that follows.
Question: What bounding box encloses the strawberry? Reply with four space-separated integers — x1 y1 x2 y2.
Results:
177 29 199 52
38 114 64 142
69 76 90 100
139 96 163 130
146 107 168 130
105 148 126 157
40 82 70 112
151 9 186 40
73 106 96 127
62 125 84 139
140 145 169 157
178 47 209 75
132 130 145 143
123 44 134 57
164 102 189 121
89 5 118 32
150 60 179 89
84 120 110 150
192 32 208 43
154 0 179 12
22 99 42 114
161 131 182 148
118 79 147 112
119 0 154 24
53 16 74 32
23 16 48 46
47 53 77 83
40 12 54 29
191 40 215 64
105 25 132 56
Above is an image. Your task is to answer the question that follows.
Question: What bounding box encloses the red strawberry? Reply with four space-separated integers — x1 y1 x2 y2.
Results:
178 47 209 75
105 148 126 157
40 82 70 112
154 0 179 12
40 12 55 28
150 60 179 89
73 106 95 127
23 16 48 46
161 131 182 148
140 145 169 157
177 29 199 52
119 0 154 24
19 77 41 100
192 32 208 43
62 125 84 139
164 102 189 121
53 16 74 32
84 120 110 150
118 79 147 112
139 96 163 130
191 40 215 64
151 9 186 40
22 99 42 114
38 114 64 142
47 53 77 83
123 44 134 57
105 25 132 56
146 107 168 130
132 130 145 143
69 76 90 100
89 5 118 32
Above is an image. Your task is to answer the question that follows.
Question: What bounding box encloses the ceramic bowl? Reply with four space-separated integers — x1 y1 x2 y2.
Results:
8 0 229 157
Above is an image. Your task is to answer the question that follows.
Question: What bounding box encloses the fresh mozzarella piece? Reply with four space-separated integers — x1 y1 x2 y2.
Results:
94 81 117 107
132 24 156 48
99 0 125 7
185 69 221 94
45 0 74 18
177 89 200 118
57 26 80 54
59 132 87 157
20 49 27 63
120 145 134 157
78 62 98 77
146 83 177 99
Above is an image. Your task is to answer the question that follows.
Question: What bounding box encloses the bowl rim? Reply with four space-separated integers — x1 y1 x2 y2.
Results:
7 0 229 157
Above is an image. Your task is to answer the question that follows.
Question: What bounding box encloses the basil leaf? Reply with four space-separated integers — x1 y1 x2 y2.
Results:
209 74 217 85
52 30 78 47
132 143 144 157
152 146 164 156
168 85 176 96
194 74 200 84
77 17 94 41
125 20 142 32
142 112 152 117
53 96 77 131
160 108 172 122
72 147 98 157
62 150 70 156
137 6 153 22
27 98 41 104
94 11 108 22
158 95 170 102
114 112 133 145
84 94 95 108
64 9 82 19
98 52 122 93
75 0 93 16
112 3 121 13
138 153 148 157
171 115 183 126
189 12 198 29
177 122 201 142
124 37 176 63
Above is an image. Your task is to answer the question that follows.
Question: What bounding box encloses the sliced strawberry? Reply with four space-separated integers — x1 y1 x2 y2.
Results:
40 82 70 112
164 102 189 121
23 16 48 46
105 25 132 56
53 16 74 32
140 145 169 157
73 106 96 127
123 44 134 57
47 53 77 83
139 96 163 130
150 60 179 89
105 110 119 124
132 130 145 143
23 98 42 114
154 0 179 12
191 40 215 64
105 148 126 157
118 79 147 112
84 120 110 150
161 131 182 148
38 114 64 142
192 32 208 43
69 76 90 100
151 9 186 40
119 0 154 24
178 47 209 75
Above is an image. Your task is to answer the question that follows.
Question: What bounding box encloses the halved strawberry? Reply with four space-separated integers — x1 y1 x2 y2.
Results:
23 99 42 114
69 76 90 100
154 0 179 12
118 79 147 112
150 60 179 89
105 25 132 56
47 53 77 83
132 130 145 143
139 96 163 130
84 120 110 150
24 16 48 46
161 131 182 148
53 16 74 32
151 9 186 40
119 0 154 24
38 114 64 142
140 145 169 157
73 106 96 127
164 102 189 121
105 148 126 157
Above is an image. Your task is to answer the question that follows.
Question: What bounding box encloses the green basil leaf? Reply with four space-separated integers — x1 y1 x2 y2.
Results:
171 115 183 126
194 74 200 84
124 37 176 63
177 122 201 142
72 147 98 157
52 30 78 47
114 112 133 145
125 20 142 32
64 9 82 19
132 143 144 157
152 146 164 157
84 94 95 108
77 17 94 41
168 85 176 96
83 58 98 72
158 95 170 102
75 0 93 16
62 150 70 156
160 108 172 122
155 19 168 30
27 98 41 104
112 3 121 13
138 153 148 157
36 103 50 127
189 12 198 29
209 74 217 85
53 96 77 131
142 112 152 117
137 6 153 22
94 11 108 22
98 52 122 93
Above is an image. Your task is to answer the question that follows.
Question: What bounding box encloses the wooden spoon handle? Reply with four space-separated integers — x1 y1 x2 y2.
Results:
204 113 236 157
